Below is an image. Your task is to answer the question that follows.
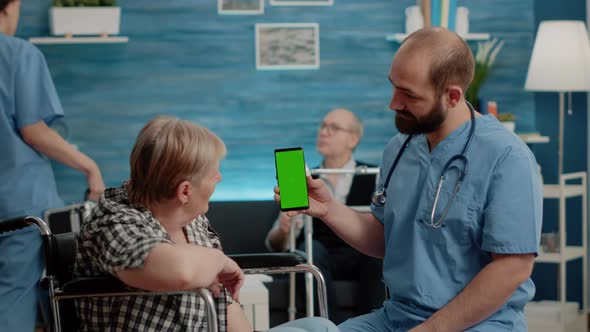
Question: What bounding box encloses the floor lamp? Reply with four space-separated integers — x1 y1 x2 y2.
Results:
525 20 590 314
525 20 590 177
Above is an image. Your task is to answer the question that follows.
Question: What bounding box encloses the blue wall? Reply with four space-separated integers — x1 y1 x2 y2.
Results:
17 0 535 203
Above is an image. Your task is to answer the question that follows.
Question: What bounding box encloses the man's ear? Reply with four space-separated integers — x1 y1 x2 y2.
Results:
348 133 360 150
445 85 463 108
176 180 192 204
1 0 15 16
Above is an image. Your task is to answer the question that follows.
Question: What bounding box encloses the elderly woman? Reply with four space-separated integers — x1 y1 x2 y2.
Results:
75 116 338 332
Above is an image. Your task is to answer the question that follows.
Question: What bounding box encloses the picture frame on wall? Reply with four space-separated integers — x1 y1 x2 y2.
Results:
218 0 264 15
270 0 333 6
255 23 320 70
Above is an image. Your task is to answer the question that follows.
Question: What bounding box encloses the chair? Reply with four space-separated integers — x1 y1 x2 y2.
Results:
44 201 94 234
0 216 328 331
207 200 379 325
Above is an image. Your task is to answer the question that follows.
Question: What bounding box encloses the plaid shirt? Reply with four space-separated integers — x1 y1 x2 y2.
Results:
74 185 232 332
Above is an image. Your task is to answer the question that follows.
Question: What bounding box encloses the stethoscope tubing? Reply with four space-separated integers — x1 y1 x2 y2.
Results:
371 101 477 228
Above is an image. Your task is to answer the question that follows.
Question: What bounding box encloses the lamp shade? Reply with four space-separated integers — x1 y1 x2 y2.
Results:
525 20 590 92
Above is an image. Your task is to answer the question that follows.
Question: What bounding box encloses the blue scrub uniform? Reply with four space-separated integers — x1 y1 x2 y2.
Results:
0 33 65 331
341 115 542 331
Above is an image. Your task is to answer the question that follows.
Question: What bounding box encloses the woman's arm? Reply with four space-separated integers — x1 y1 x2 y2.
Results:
117 243 243 296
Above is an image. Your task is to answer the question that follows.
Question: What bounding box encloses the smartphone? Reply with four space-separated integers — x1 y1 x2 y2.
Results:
274 147 309 211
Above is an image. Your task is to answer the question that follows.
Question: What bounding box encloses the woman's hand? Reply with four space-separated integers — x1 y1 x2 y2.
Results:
214 256 244 301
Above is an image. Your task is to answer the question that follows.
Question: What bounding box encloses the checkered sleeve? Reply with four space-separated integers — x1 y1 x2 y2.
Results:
91 216 174 274
215 287 228 330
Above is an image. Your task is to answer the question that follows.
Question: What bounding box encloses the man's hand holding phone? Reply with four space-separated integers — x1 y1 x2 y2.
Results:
274 147 335 219
274 147 309 211
274 175 333 219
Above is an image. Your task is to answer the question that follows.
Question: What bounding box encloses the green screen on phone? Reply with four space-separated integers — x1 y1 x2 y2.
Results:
275 147 309 211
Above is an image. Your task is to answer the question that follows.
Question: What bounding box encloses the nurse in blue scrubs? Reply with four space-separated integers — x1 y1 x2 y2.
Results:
277 27 542 331
0 0 105 330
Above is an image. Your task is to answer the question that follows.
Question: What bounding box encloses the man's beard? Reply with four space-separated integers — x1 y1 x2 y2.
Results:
395 100 447 135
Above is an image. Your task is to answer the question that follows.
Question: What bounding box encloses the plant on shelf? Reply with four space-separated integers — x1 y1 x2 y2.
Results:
50 0 121 37
497 112 516 132
465 38 505 109
497 112 515 122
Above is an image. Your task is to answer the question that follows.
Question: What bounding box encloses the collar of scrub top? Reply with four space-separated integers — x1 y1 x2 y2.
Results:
371 101 477 229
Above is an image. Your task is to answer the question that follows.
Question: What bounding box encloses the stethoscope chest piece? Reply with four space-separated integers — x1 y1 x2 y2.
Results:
371 189 387 207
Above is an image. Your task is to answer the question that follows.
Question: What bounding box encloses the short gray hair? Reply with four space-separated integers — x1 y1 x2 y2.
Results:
128 116 226 207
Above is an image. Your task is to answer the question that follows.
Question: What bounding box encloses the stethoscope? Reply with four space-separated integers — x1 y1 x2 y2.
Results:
371 101 476 228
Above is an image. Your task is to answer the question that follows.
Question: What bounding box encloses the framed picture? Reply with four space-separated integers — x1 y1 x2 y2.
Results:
270 0 333 6
218 0 264 15
255 23 320 70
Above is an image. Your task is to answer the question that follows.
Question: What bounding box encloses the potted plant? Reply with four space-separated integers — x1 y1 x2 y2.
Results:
497 112 516 132
465 38 504 111
50 0 120 37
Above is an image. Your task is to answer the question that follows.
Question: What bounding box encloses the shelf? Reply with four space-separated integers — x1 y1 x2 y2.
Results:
543 184 585 198
536 246 585 263
385 32 490 43
518 134 550 144
29 36 128 45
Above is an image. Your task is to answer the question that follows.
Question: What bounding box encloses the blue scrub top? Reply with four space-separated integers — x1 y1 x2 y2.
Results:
372 114 542 331
0 33 64 220
0 34 65 331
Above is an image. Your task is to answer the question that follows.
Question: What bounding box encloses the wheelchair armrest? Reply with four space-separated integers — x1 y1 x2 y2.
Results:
62 276 130 296
57 276 220 332
229 253 306 269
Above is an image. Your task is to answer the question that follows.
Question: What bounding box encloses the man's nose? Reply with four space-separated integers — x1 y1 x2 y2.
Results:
389 92 403 111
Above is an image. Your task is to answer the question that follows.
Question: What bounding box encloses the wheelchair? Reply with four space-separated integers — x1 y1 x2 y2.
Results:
0 216 329 332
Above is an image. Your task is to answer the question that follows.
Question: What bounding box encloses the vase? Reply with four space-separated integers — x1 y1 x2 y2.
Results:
50 6 121 36
501 121 515 132
405 6 424 34
455 7 469 37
